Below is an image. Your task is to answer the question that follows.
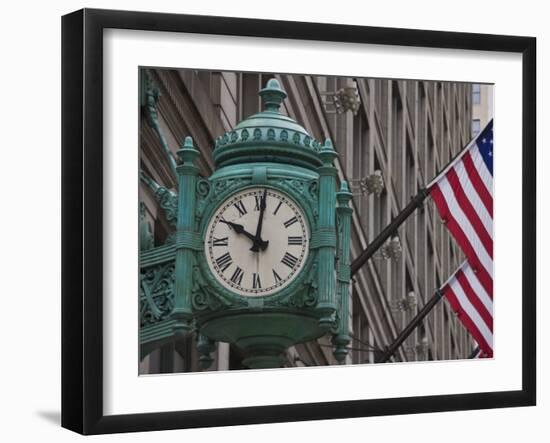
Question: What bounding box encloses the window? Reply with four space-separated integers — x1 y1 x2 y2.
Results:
472 83 481 104
471 119 481 137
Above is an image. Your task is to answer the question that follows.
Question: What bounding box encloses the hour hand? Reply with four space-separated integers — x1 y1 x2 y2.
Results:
220 219 268 250
219 220 254 239
220 220 267 245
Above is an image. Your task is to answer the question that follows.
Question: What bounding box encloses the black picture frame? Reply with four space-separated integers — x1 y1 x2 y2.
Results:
61 8 536 435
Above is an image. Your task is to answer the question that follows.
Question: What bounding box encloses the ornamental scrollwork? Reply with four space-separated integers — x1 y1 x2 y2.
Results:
196 178 211 198
154 186 178 226
270 178 319 221
191 264 233 312
308 180 319 201
271 261 319 309
212 178 248 198
330 306 341 335
140 263 175 326
308 180 319 220
195 178 212 221
292 261 319 308
139 202 154 251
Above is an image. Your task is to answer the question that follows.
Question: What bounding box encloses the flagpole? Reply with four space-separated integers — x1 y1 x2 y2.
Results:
350 188 428 276
378 290 444 363
468 346 481 359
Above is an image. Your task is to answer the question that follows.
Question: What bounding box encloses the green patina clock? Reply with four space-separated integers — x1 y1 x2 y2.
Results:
140 78 353 369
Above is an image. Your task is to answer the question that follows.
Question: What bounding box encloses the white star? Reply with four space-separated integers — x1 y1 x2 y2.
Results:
488 151 492 157
482 138 487 143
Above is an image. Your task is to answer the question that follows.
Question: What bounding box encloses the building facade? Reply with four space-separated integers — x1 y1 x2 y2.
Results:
471 83 494 137
139 68 479 373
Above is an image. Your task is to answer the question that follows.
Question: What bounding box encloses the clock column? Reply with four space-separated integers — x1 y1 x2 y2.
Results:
316 139 338 330
172 136 200 337
333 181 353 363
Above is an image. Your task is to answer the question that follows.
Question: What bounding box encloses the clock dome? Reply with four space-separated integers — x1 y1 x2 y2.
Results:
213 79 324 170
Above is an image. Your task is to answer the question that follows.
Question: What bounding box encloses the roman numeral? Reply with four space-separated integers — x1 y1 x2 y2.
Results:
288 236 303 245
213 237 228 246
254 195 262 211
230 266 244 285
283 216 298 228
273 201 283 215
215 252 232 272
281 252 299 269
272 269 282 284
233 200 247 216
252 273 262 289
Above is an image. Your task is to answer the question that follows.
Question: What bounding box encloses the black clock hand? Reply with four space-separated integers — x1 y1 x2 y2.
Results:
251 189 269 252
220 219 268 249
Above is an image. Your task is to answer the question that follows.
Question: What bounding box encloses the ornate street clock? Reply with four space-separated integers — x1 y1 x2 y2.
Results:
140 78 353 369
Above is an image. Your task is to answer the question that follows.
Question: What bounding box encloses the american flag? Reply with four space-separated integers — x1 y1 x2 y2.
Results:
440 261 493 356
429 119 493 356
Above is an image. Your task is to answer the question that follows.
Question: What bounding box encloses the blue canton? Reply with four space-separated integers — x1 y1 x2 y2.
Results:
476 119 493 175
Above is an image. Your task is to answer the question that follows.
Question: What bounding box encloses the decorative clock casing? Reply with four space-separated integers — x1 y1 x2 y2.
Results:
140 79 353 369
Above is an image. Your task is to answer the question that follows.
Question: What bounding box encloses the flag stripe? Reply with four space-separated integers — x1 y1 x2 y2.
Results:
463 262 493 304
442 261 494 356
430 185 493 296
456 270 493 329
432 178 493 274
449 277 493 345
449 284 492 351
445 285 493 355
462 150 493 215
446 168 493 256
452 160 493 236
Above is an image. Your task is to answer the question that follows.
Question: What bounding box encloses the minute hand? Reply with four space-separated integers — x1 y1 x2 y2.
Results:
251 189 269 252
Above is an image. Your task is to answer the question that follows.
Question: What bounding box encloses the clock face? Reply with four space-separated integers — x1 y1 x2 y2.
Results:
204 187 310 297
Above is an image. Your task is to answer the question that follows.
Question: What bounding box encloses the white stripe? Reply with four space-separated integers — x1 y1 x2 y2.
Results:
471 144 493 194
463 263 493 314
453 161 493 237
450 277 493 349
438 177 493 276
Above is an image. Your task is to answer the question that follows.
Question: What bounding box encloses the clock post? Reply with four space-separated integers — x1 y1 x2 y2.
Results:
315 139 338 331
333 181 353 362
172 136 200 337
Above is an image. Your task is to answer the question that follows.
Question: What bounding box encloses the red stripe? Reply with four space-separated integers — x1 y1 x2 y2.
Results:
446 168 493 258
444 286 493 356
431 185 493 296
456 270 493 329
462 152 493 216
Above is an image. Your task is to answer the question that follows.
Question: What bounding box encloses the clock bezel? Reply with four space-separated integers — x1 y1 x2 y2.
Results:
198 182 317 303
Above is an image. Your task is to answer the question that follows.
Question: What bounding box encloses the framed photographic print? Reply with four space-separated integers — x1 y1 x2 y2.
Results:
61 8 536 435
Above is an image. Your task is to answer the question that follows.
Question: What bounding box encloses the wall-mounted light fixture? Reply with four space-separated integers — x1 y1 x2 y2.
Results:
320 80 361 115
349 170 385 197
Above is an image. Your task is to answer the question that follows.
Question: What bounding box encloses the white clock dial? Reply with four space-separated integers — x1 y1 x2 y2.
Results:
204 187 310 297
